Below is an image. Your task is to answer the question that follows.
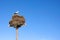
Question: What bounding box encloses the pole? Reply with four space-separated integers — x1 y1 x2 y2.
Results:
16 28 18 40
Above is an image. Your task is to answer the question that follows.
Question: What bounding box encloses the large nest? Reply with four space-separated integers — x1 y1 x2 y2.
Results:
9 13 25 28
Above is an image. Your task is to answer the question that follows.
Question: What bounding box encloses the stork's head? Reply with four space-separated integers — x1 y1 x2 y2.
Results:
14 11 19 15
15 11 19 13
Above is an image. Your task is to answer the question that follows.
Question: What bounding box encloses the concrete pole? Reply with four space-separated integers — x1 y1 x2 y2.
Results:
16 28 18 40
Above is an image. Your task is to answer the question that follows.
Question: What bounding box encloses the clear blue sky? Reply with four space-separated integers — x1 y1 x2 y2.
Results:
0 0 60 40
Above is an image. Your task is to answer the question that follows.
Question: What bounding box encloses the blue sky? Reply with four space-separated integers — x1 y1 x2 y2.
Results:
0 0 60 40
